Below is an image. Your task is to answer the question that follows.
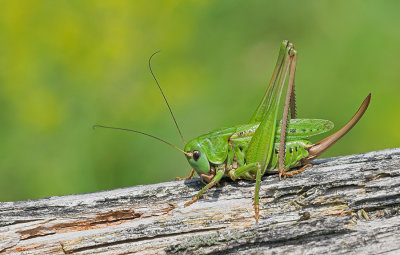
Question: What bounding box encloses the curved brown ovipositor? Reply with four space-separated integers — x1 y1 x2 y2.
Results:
303 93 371 163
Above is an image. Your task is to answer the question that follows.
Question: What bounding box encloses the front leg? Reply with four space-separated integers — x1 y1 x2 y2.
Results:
175 169 195 181
199 173 214 184
184 170 224 207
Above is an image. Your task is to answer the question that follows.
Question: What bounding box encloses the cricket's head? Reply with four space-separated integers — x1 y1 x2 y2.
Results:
184 138 210 175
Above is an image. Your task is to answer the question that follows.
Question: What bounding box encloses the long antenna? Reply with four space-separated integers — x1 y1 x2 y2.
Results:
149 51 186 145
93 125 192 157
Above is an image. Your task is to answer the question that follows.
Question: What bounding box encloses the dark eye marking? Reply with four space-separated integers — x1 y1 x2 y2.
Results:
193 150 200 161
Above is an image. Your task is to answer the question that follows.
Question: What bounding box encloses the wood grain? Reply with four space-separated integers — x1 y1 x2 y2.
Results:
1 148 399 254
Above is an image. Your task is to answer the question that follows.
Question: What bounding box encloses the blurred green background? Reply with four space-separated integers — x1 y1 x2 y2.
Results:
0 1 399 201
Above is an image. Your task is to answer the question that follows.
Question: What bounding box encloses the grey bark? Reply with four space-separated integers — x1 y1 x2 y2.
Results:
0 148 400 255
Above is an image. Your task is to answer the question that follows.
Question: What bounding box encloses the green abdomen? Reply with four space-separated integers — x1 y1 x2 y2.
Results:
267 140 311 171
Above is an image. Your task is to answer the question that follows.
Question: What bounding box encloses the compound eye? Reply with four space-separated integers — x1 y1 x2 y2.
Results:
193 150 200 161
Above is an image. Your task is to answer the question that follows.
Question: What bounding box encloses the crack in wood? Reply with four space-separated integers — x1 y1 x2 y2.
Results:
18 209 146 240
63 227 225 254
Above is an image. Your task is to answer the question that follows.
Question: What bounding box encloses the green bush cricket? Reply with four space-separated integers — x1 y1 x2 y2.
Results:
95 40 371 222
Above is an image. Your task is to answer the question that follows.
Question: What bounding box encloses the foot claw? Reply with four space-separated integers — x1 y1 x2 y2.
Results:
175 169 195 181
278 169 287 180
279 164 312 179
175 176 191 181
185 196 199 207
254 204 260 223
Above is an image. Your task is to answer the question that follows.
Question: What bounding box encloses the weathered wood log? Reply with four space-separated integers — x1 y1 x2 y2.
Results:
1 148 399 254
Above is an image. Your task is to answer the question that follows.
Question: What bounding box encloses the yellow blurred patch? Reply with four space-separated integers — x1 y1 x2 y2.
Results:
18 89 63 132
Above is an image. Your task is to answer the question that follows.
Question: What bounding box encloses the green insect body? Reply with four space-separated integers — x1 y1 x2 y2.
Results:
96 40 371 222
180 41 370 221
184 118 333 179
